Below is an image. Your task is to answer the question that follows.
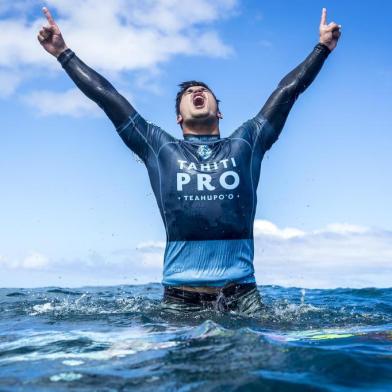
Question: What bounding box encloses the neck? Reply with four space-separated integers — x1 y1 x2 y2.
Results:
181 117 220 136
183 134 220 141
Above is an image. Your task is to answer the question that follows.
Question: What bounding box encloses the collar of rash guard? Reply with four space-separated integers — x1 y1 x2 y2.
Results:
183 134 220 142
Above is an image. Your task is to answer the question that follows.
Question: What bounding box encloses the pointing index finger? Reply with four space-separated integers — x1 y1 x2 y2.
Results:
42 7 56 26
320 7 327 26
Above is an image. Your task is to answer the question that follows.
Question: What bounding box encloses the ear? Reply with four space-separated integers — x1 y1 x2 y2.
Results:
217 111 223 119
176 114 183 124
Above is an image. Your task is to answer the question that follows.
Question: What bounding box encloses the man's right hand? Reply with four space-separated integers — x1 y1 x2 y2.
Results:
37 7 68 58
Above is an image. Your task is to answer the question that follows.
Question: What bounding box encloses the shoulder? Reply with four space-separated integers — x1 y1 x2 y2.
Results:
228 115 272 143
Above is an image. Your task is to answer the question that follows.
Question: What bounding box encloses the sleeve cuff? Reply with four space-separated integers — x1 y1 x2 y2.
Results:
314 43 331 57
57 48 75 67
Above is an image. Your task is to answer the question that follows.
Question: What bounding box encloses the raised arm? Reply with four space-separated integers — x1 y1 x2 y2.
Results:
256 8 341 150
56 49 134 129
37 7 175 162
37 7 134 128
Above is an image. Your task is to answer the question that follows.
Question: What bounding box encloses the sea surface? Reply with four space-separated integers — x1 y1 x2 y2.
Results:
0 284 391 391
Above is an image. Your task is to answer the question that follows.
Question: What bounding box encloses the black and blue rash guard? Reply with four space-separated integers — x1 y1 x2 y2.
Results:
115 113 274 286
57 43 331 286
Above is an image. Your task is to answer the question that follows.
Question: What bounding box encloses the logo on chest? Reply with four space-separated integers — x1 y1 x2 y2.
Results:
176 157 240 192
196 145 213 160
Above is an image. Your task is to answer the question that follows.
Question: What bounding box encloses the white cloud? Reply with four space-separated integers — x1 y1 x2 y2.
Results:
129 0 237 34
0 0 35 14
0 251 50 270
129 220 392 289
23 88 100 117
254 220 305 239
21 251 49 269
253 220 392 288
136 241 166 251
0 68 23 97
0 0 237 115
2 220 390 288
0 0 236 70
315 222 369 235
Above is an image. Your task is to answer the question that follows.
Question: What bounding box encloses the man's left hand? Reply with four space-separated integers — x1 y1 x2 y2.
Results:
319 8 341 51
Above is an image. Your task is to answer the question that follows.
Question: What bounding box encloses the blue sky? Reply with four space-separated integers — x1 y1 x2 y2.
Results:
0 0 391 288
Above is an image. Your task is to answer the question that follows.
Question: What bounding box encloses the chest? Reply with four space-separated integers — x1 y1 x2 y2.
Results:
158 140 252 193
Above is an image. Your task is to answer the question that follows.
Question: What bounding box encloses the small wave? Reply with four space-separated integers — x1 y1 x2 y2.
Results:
181 320 232 340
62 360 84 366
30 302 55 315
5 291 27 297
24 294 161 319
46 288 83 296
0 326 180 365
0 285 389 330
50 372 83 382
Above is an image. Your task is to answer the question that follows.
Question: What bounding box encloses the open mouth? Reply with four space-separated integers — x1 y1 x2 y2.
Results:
193 94 205 108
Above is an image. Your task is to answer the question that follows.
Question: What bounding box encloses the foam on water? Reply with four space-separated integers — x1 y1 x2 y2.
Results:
0 284 391 391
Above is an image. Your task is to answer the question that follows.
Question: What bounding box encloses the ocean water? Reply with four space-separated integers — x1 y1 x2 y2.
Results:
0 284 391 391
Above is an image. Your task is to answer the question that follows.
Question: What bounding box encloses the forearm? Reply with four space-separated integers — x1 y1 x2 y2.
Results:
57 49 134 128
259 43 331 134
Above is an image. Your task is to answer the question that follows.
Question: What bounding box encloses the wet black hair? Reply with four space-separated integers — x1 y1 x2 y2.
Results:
175 80 220 116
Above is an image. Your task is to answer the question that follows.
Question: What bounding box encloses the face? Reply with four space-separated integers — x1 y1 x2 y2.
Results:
177 85 222 126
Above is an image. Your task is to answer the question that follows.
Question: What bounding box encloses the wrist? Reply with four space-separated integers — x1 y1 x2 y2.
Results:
57 47 75 67
55 46 69 59
316 42 331 56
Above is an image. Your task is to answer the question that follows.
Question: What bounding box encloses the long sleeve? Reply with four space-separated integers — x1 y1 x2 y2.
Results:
57 48 135 129
57 49 175 163
256 43 331 151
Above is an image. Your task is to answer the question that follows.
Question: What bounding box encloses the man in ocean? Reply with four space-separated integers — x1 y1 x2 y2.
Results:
37 7 341 315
